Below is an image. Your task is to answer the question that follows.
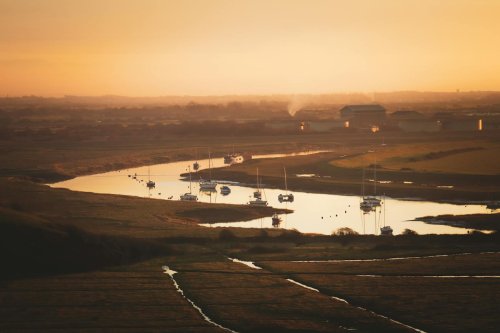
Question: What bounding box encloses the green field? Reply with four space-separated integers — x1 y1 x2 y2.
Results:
332 140 500 175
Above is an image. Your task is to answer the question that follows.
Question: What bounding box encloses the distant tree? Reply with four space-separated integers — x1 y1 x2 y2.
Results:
332 227 359 236
401 228 418 235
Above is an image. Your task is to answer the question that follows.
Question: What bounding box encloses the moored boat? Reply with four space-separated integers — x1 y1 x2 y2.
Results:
181 165 198 201
278 167 294 203
220 185 231 195
380 226 393 235
199 151 217 190
249 168 267 206
146 167 155 188
180 193 198 201
249 198 268 206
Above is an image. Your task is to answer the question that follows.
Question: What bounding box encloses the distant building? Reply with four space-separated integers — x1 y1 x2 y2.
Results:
390 110 424 120
397 119 441 132
440 119 481 131
295 108 337 120
266 120 300 132
340 104 386 118
302 120 345 132
339 104 386 128
431 112 484 131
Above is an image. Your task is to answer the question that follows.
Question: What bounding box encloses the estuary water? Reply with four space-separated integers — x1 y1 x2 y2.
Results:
51 152 494 235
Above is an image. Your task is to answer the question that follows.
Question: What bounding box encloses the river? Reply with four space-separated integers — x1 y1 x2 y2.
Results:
51 151 494 235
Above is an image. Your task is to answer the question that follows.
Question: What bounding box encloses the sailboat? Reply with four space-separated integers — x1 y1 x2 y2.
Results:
146 166 155 188
224 145 247 165
360 163 381 211
199 151 217 191
379 195 393 235
180 165 198 201
360 168 374 213
278 167 294 202
249 168 268 206
364 161 381 207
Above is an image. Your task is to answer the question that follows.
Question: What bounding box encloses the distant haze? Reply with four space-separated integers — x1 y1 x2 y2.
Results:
1 0 500 96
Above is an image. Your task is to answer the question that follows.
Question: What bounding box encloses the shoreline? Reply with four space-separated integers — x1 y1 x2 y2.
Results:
187 169 499 206
416 213 500 232
40 145 329 184
41 148 498 206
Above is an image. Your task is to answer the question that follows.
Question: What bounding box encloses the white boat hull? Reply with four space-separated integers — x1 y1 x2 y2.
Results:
249 199 268 206
199 181 217 190
180 193 198 201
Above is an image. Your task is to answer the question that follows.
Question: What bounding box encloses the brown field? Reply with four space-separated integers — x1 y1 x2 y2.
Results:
165 253 414 332
3 242 499 332
257 253 500 333
0 257 224 332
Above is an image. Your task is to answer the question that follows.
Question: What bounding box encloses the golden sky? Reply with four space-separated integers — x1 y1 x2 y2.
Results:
1 0 500 96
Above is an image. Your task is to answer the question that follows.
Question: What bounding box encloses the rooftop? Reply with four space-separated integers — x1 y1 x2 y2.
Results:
340 104 386 112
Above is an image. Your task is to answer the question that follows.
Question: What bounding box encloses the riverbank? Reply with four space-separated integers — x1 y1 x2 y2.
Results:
0 177 289 279
192 151 500 204
0 133 340 183
0 177 290 238
417 213 500 232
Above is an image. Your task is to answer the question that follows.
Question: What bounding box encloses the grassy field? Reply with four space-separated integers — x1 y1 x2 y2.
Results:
332 139 500 175
0 257 224 332
215 231 500 263
258 253 500 333
169 253 414 333
0 133 342 182
2 235 498 332
0 176 290 279
0 177 288 239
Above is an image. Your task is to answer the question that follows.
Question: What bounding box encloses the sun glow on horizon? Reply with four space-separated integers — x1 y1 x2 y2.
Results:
1 0 500 96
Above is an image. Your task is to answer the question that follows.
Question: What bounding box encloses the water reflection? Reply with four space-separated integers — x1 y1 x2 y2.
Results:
51 152 494 235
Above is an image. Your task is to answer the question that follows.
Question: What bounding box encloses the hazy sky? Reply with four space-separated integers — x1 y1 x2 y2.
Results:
1 0 500 96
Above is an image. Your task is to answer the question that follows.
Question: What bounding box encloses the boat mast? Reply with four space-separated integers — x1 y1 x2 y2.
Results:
373 158 377 196
188 165 192 194
208 151 212 181
383 194 386 227
361 168 365 197
284 167 288 194
256 168 260 191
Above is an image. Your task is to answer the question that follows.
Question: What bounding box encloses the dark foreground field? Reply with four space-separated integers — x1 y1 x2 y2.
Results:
1 236 499 332
1 175 499 332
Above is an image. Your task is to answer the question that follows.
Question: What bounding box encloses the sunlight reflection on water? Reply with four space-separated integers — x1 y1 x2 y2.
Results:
51 151 494 235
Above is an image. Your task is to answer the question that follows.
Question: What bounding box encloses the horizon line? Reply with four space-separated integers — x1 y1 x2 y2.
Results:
3 90 500 99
